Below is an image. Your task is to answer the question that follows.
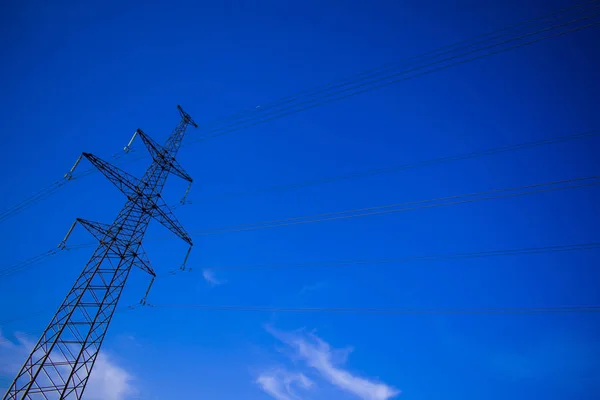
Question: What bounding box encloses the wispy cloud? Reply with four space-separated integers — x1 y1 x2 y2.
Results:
85 352 136 400
256 368 313 400
267 327 400 400
202 268 225 286
0 330 136 400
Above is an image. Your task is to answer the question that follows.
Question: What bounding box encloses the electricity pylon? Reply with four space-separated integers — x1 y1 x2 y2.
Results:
3 106 197 400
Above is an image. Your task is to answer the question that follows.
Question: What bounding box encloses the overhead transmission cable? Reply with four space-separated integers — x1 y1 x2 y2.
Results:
3 10 598 222
3 301 599 333
187 130 600 203
187 4 600 143
0 2 598 224
145 304 600 315
62 175 600 241
3 130 596 278
0 249 60 278
201 242 600 271
185 176 600 237
2 174 597 279
196 0 592 130
189 0 599 133
3 127 596 279
3 241 599 329
2 304 598 347
0 147 149 224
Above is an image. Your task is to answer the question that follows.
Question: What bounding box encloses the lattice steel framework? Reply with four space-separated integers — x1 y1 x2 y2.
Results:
3 106 197 400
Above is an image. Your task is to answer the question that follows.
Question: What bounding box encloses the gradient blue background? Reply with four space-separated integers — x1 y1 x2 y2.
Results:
1 0 599 398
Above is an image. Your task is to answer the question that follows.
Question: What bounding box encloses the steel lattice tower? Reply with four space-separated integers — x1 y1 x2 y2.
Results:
3 106 197 400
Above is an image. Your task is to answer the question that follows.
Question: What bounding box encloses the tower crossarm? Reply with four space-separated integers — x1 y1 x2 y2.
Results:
81 152 143 200
133 129 193 183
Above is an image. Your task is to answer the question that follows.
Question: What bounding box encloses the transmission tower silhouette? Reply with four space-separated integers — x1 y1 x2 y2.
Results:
3 106 197 400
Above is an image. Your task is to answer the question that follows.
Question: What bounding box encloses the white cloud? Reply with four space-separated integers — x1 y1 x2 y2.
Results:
0 330 136 400
85 353 136 400
267 327 400 400
256 368 313 400
202 269 225 286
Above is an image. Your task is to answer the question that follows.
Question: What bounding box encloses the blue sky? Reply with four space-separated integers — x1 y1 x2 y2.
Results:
1 0 599 399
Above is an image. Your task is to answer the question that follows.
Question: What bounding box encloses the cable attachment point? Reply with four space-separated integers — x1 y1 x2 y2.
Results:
180 182 192 205
180 245 193 271
140 276 155 305
123 130 139 153
58 220 78 249
63 154 83 180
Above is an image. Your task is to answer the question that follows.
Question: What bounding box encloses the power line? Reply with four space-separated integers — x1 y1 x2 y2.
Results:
2 303 596 352
145 303 600 315
2 175 597 279
186 130 600 203
5 240 598 281
0 249 60 278
198 0 595 129
188 176 600 236
0 181 67 224
65 175 600 240
0 309 54 327
188 8 600 143
1 2 597 224
2 239 598 331
190 0 599 134
4 15 598 223
4 301 598 333
0 147 149 224
201 242 600 271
